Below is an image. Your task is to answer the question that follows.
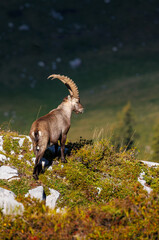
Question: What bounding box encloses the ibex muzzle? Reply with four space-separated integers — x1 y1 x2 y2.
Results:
30 74 84 180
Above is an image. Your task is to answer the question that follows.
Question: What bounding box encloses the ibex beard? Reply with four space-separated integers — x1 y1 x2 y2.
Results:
30 74 84 180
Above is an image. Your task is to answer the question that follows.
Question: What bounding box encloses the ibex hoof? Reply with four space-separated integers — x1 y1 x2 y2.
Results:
33 174 39 180
61 159 67 163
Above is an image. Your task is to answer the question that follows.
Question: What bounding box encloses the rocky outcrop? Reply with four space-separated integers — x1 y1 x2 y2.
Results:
25 186 46 201
25 186 60 209
0 187 24 215
46 188 60 209
0 166 19 180
138 161 159 194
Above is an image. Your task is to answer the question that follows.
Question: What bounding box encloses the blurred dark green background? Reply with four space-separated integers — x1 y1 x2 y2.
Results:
0 0 159 158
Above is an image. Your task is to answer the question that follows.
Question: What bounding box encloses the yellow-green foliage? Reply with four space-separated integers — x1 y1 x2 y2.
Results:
3 134 13 154
144 166 159 193
0 193 158 239
36 141 143 209
0 130 158 239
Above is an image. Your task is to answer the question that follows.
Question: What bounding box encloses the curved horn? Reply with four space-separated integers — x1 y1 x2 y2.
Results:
48 74 79 99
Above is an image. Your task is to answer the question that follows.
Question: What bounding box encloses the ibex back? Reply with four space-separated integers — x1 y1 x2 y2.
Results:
30 74 84 179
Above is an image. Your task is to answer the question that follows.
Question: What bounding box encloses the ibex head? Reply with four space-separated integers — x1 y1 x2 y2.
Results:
48 74 84 114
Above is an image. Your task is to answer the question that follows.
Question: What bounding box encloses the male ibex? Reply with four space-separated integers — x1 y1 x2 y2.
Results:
30 74 84 179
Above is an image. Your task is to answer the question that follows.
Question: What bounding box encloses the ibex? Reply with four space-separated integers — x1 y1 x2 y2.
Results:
30 74 84 179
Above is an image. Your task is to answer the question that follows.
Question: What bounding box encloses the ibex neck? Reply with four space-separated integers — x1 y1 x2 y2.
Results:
57 101 72 119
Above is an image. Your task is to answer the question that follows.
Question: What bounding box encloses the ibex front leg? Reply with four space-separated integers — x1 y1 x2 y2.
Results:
60 134 67 163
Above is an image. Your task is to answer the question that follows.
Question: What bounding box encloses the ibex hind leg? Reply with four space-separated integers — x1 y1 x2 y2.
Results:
33 161 41 180
33 144 47 180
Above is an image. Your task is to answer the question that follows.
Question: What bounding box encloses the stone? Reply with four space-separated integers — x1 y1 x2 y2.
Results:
37 61 45 67
25 186 46 201
138 172 152 194
0 154 7 163
69 58 82 69
51 10 63 21
141 160 159 167
0 166 18 180
138 161 159 194
0 187 24 215
52 61 57 70
0 136 4 152
112 46 118 52
18 24 30 31
8 22 14 28
46 188 60 209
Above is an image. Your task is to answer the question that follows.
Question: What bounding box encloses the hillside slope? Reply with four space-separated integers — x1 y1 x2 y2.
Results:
0 130 159 239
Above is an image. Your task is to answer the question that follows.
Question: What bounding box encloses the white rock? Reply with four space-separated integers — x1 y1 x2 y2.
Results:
51 10 63 21
25 135 32 142
0 136 4 152
32 157 36 164
56 57 61 63
0 166 18 180
18 154 23 160
37 61 45 67
25 186 45 201
48 166 53 171
138 172 152 194
52 61 57 70
0 187 24 215
56 207 67 214
0 154 7 162
112 46 118 52
8 22 14 28
69 58 82 69
8 177 20 182
141 160 159 167
19 138 25 147
46 188 60 209
26 160 32 166
138 161 159 194
18 24 30 31
96 187 102 195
